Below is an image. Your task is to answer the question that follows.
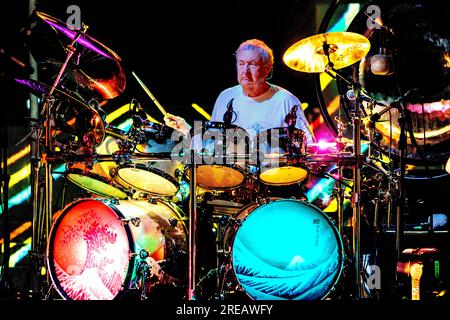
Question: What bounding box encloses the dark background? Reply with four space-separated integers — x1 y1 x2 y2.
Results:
1 0 328 126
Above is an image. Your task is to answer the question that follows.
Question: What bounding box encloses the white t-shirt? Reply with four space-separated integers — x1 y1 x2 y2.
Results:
210 84 314 144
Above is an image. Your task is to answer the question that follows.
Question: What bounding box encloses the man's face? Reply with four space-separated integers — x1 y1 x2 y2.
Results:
236 49 271 90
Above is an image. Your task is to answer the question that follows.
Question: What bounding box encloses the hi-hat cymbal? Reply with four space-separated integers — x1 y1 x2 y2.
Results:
26 11 126 100
283 32 371 73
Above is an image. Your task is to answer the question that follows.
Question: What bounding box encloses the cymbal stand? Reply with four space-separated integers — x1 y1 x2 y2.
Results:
322 44 365 298
31 25 89 294
334 117 347 234
187 149 197 300
351 96 364 299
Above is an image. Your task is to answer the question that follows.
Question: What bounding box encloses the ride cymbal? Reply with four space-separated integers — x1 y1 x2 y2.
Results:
283 32 371 73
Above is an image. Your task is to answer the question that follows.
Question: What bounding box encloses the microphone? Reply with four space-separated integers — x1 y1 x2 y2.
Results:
369 98 402 123
370 48 393 76
365 88 420 123
0 48 35 74
346 89 386 106
284 105 298 127
223 98 234 126
131 99 148 125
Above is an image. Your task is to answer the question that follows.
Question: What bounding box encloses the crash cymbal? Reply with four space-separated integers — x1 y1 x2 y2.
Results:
35 11 121 61
26 11 126 100
283 32 370 73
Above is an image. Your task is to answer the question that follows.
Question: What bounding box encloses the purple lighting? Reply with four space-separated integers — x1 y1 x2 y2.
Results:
37 11 121 61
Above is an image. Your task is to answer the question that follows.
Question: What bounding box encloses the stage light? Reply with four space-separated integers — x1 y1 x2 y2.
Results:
191 103 211 121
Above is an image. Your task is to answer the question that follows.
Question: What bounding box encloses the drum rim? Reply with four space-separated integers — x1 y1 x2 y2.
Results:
116 163 180 196
199 121 246 131
46 198 136 300
225 198 345 300
186 164 247 190
258 165 309 186
66 168 129 199
255 126 306 135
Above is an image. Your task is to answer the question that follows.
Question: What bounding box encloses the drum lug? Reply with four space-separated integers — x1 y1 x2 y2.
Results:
146 161 157 169
138 249 149 259
168 217 179 227
120 217 141 227
109 167 118 178
217 249 231 259
257 197 272 205
226 217 242 227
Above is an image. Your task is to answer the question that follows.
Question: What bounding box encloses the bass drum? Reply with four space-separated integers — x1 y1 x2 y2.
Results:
47 198 187 300
222 199 344 300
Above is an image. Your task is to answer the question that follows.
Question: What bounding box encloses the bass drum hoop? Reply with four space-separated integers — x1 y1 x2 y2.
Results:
224 198 345 300
46 198 136 300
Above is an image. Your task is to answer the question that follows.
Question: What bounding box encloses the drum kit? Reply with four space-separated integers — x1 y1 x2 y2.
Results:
22 11 401 301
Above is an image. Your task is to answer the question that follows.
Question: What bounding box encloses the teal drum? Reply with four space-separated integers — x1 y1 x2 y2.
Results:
223 199 344 300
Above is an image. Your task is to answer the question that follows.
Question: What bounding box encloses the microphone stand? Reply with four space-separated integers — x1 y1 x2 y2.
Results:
395 103 407 261
188 149 197 300
322 42 365 299
369 100 407 261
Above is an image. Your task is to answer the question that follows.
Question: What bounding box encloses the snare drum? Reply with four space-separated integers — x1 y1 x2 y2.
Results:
253 127 308 186
222 199 344 300
66 127 129 199
47 198 187 300
115 122 184 197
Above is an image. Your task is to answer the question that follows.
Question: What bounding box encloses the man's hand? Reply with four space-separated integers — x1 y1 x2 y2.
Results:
164 113 191 135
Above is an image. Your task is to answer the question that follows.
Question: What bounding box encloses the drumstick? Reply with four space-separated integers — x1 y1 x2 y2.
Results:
131 71 168 117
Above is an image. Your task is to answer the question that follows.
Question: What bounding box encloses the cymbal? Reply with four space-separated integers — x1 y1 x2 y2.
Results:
283 32 371 73
26 11 126 100
15 78 89 108
15 78 105 146
35 12 122 61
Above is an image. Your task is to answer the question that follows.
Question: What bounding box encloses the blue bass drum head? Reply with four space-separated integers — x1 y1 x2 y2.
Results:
231 199 344 300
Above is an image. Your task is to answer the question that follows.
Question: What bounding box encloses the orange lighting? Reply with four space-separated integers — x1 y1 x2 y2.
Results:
0 145 30 169
0 221 32 245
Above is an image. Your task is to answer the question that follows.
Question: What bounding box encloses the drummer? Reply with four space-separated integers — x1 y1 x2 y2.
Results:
164 38 314 144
